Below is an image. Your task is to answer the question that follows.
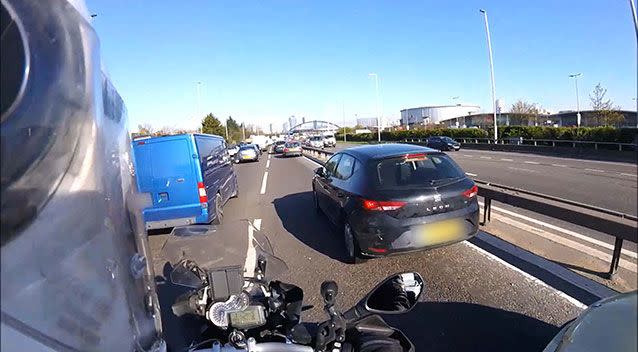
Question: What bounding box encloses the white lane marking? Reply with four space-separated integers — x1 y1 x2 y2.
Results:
620 173 637 177
463 241 587 309
488 213 637 273
463 154 473 157
479 201 637 260
244 220 257 275
260 171 269 194
507 166 538 173
500 158 513 162
266 160 271 168
480 156 492 159
524 161 540 165
254 218 262 231
466 172 478 177
585 168 605 173
268 154 271 160
552 164 567 167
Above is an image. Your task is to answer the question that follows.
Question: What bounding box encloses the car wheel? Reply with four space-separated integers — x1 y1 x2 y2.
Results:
212 193 223 225
343 221 364 264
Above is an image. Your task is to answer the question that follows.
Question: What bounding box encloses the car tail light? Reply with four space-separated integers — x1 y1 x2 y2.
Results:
362 199 406 211
197 182 208 204
368 247 388 254
284 148 289 152
462 185 478 199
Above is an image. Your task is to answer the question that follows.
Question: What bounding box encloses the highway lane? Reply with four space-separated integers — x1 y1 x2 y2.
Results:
330 142 638 216
150 153 586 351
239 152 583 351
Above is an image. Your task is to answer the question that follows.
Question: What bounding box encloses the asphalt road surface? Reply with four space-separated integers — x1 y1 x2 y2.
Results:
151 153 586 352
331 142 638 216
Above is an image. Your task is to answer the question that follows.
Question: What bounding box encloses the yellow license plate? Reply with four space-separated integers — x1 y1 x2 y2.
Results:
242 155 252 159
418 219 463 246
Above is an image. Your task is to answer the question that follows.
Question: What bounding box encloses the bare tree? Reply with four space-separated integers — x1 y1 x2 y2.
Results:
510 99 540 125
589 83 624 126
137 123 154 135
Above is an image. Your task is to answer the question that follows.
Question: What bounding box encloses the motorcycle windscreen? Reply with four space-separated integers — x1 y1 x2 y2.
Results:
159 220 288 281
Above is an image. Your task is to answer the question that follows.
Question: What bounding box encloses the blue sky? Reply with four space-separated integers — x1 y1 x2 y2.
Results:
87 0 636 131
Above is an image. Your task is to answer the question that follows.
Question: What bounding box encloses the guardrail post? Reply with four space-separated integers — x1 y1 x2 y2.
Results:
594 143 598 150
606 237 624 280
572 142 576 148
482 198 492 225
534 140 537 146
552 141 555 147
619 144 622 152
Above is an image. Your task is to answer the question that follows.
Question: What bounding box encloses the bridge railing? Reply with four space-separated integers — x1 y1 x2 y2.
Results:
301 145 638 279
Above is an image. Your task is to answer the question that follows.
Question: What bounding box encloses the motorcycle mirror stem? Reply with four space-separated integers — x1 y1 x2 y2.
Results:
343 272 424 323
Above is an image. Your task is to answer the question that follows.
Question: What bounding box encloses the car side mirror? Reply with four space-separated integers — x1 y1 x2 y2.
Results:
343 272 424 321
315 167 325 177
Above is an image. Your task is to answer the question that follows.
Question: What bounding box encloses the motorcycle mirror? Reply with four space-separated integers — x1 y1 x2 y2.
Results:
169 259 205 288
343 272 424 321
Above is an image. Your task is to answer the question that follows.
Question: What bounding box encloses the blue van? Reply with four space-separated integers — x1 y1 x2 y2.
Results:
132 133 238 229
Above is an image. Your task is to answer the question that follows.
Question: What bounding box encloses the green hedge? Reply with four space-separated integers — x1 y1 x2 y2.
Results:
338 127 637 143
498 126 637 143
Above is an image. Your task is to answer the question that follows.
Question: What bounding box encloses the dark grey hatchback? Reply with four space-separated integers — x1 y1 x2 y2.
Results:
312 144 479 263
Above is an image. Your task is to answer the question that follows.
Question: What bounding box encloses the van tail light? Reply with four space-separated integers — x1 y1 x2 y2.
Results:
197 182 208 204
462 185 478 199
362 199 407 211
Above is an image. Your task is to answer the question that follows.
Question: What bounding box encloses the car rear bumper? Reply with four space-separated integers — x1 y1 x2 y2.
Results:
349 202 479 257
237 154 258 162
143 204 209 229
284 152 302 157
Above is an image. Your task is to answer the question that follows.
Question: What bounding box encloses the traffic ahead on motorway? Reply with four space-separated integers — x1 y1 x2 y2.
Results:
3 1 636 351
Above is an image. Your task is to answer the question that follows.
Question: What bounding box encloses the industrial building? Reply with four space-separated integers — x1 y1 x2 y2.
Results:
356 117 378 128
401 104 481 126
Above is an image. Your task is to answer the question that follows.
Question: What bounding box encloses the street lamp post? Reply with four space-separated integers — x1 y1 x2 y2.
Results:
629 0 638 127
479 9 498 142
368 73 381 142
196 81 202 132
342 101 347 143
569 73 582 127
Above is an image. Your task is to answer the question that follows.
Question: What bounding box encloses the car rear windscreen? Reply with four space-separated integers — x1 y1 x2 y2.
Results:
286 142 300 147
373 153 465 189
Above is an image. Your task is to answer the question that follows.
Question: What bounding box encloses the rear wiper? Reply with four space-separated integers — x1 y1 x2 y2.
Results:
428 177 460 185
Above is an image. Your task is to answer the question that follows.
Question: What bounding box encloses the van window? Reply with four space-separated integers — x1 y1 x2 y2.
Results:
196 137 223 162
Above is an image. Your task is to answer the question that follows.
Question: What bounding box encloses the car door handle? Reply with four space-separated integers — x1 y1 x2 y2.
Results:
336 192 345 198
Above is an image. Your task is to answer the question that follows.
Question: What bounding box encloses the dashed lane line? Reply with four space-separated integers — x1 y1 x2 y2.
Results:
585 168 605 173
500 158 513 161
266 160 271 168
466 172 478 177
260 171 269 194
524 161 540 165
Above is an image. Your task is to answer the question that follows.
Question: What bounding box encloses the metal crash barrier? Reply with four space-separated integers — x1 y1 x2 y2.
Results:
301 145 638 280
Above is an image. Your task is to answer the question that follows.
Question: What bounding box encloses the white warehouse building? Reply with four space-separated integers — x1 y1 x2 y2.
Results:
400 104 481 126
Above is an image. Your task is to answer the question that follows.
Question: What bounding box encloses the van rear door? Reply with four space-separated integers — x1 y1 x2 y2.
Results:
134 137 200 222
